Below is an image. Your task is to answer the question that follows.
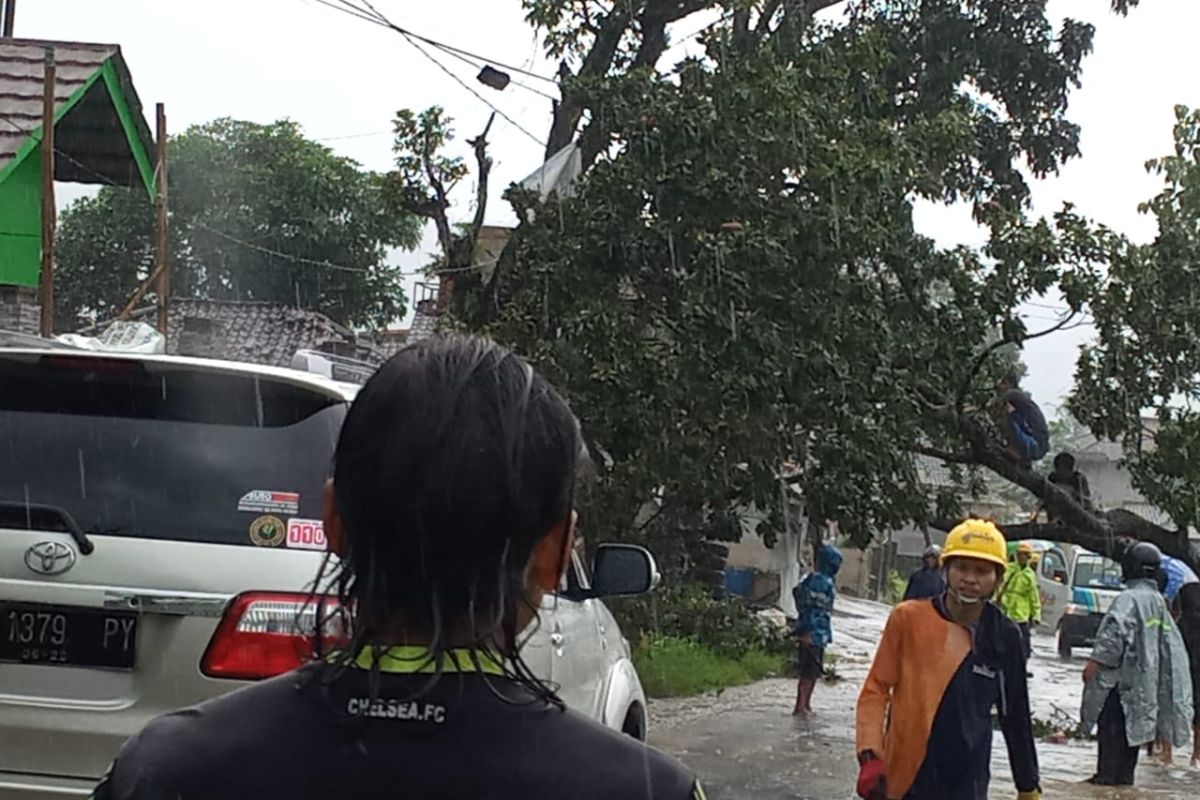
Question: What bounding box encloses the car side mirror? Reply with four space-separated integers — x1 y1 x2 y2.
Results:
590 544 660 599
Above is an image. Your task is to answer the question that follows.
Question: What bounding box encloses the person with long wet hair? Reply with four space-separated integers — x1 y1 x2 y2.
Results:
92 335 703 800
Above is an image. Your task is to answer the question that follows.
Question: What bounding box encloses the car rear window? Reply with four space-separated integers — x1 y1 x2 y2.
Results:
0 354 346 546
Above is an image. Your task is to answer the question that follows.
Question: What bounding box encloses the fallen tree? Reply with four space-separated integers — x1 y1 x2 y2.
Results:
381 1 1196 577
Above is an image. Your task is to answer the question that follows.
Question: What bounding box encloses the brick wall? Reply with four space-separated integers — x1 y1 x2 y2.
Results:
0 284 39 335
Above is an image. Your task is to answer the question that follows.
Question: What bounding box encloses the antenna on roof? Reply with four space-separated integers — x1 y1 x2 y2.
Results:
2 0 15 37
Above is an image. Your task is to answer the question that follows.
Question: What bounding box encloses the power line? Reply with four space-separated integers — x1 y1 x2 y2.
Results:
309 0 548 146
313 129 392 142
191 223 374 274
399 31 547 148
311 0 559 86
0 112 435 278
421 34 560 102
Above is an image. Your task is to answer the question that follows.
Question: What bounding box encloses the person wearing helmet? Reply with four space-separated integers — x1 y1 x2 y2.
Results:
855 519 1040 800
791 542 843 716
1081 540 1193 786
998 542 1041 659
903 544 946 601
92 336 703 800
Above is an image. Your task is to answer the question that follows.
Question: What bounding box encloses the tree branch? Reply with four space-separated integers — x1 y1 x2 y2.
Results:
755 0 784 34
549 0 708 161
467 113 495 244
421 128 453 266
954 310 1078 413
545 5 631 157
911 446 975 465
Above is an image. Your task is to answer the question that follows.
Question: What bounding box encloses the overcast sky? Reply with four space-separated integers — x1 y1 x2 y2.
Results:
18 0 1199 416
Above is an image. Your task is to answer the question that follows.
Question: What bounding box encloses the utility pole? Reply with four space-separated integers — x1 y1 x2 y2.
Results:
154 103 169 335
39 47 54 337
2 0 16 37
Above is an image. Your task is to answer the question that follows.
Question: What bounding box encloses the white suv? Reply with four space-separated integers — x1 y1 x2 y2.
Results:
0 346 654 798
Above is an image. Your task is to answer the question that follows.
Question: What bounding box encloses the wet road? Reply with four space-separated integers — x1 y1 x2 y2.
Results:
648 597 1198 799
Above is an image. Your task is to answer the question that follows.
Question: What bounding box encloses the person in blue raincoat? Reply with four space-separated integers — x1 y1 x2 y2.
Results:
792 543 842 717
1159 554 1200 765
1080 541 1193 786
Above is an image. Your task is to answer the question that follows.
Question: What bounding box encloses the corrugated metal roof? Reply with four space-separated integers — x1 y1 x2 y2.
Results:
0 39 153 186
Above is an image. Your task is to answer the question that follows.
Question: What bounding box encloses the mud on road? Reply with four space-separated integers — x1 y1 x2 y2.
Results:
648 597 1197 799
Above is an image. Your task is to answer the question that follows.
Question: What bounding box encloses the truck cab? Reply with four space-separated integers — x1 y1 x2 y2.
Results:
1037 543 1124 659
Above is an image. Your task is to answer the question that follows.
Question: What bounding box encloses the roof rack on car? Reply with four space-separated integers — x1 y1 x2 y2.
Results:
290 349 376 385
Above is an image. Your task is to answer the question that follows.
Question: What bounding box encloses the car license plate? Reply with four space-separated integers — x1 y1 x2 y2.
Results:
0 602 138 670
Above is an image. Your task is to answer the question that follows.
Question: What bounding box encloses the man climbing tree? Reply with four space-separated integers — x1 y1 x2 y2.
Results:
997 374 1050 469
1045 453 1091 522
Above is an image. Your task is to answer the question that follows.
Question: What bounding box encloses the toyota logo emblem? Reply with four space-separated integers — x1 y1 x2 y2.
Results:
25 541 77 576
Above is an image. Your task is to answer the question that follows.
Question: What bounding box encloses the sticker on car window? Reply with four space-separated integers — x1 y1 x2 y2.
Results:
238 490 300 515
249 515 287 547
286 518 327 551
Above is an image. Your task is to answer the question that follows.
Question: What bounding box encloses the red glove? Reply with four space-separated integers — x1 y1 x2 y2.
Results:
856 753 887 800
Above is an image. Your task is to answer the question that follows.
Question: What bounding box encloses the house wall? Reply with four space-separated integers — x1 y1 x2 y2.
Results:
0 284 38 334
0 154 42 287
1075 453 1143 508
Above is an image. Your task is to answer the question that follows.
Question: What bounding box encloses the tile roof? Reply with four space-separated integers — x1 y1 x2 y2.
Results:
371 329 408 359
915 454 956 488
113 298 384 368
0 39 154 186
408 299 440 342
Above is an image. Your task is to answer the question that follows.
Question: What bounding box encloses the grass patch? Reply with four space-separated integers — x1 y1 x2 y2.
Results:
633 635 789 698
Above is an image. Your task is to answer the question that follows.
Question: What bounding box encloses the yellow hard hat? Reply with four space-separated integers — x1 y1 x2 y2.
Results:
1017 542 1034 555
941 519 1008 570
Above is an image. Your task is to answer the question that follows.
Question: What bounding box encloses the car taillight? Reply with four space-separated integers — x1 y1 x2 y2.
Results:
201 592 346 681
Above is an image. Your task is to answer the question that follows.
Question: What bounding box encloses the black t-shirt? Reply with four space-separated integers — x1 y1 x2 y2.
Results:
92 661 701 800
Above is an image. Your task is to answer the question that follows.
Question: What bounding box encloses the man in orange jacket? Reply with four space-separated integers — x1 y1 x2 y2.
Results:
854 519 1041 800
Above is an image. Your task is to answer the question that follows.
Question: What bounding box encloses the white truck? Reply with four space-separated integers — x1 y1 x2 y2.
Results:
1036 543 1124 659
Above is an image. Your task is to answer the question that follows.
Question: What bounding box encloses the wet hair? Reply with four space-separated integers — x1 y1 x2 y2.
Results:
314 335 584 704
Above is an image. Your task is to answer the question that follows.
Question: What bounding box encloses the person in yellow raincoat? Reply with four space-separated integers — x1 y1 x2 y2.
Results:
999 542 1041 660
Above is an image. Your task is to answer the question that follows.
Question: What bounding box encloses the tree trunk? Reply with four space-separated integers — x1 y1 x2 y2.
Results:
545 0 849 164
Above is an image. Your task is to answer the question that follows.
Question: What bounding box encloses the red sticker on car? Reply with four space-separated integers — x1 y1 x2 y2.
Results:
286 518 327 551
238 490 301 515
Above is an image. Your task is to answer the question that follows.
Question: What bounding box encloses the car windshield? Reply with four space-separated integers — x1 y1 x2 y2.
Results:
1073 555 1124 590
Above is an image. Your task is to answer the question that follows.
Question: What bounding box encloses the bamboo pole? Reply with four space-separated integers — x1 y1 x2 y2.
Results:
38 47 54 337
154 103 169 334
3 0 17 37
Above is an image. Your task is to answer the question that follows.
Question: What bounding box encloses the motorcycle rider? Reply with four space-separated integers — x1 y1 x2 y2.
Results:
1081 540 1192 786
903 544 946 601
